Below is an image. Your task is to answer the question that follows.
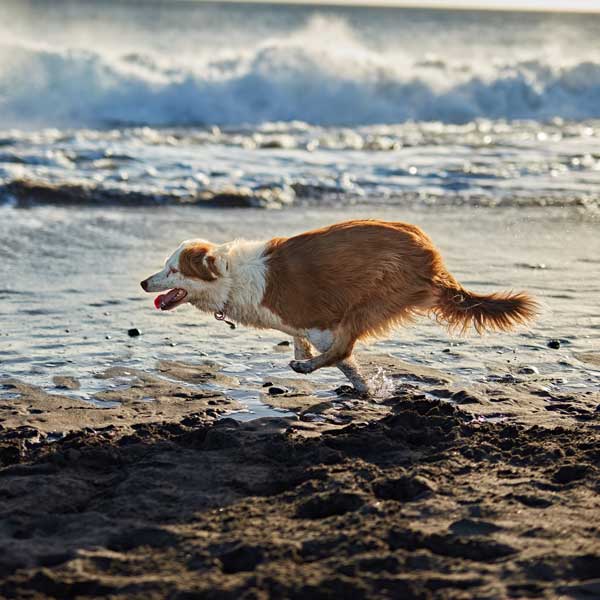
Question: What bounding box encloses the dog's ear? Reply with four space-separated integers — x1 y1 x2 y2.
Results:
180 245 227 281
206 253 228 278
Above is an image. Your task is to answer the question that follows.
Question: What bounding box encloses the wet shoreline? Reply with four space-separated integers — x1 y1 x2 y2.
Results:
2 204 598 414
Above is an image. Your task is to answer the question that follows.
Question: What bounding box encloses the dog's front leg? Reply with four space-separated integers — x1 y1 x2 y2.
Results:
293 336 314 360
290 329 352 372
290 329 370 395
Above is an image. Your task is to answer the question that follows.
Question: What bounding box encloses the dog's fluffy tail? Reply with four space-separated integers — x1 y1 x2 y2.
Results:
431 278 538 335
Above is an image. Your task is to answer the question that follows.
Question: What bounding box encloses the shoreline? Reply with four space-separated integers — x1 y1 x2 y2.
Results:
2 204 599 413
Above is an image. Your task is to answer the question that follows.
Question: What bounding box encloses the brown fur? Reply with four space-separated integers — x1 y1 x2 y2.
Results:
262 220 537 369
179 243 220 282
431 284 538 335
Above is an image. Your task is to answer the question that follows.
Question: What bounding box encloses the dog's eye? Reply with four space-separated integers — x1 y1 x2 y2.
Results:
168 267 179 276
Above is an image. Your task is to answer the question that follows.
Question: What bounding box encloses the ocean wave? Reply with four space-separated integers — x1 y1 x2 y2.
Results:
0 179 296 209
3 178 598 214
1 17 600 127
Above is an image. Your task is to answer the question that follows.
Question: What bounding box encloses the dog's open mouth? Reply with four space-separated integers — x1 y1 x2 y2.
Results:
154 288 188 311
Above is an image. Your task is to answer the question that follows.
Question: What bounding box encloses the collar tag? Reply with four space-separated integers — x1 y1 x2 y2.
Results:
214 311 236 330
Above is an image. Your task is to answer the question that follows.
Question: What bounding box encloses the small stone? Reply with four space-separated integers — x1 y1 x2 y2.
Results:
268 386 287 395
335 385 355 396
442 348 451 353
262 382 273 387
105 335 111 340
547 339 561 349
128 328 141 337
452 390 482 404
518 366 539 375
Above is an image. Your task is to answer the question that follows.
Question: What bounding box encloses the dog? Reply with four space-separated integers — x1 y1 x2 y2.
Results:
140 219 537 394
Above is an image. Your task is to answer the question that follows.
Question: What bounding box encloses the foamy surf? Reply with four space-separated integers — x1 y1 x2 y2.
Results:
2 15 600 128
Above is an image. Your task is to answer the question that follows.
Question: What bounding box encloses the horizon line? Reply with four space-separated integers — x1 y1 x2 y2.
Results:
183 0 600 14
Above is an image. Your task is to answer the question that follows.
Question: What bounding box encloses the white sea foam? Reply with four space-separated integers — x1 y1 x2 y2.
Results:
1 15 600 128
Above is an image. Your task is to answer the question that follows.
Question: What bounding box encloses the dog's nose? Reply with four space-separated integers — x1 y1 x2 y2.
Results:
140 279 149 291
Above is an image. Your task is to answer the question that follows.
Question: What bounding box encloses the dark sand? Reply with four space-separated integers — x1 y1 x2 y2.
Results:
1 354 599 599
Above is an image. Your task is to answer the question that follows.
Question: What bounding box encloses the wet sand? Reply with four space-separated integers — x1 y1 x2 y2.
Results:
1 351 599 599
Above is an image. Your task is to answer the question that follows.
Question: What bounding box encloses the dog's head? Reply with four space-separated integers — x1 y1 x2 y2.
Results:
140 240 229 311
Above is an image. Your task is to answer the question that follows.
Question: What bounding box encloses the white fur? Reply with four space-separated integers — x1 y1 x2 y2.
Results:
216 240 299 335
306 328 334 352
143 240 208 294
304 328 369 394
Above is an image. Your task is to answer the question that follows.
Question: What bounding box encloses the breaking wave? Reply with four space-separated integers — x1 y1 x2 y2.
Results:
1 16 600 128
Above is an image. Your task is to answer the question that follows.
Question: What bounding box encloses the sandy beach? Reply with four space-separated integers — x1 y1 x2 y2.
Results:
1 346 599 598
1 205 599 599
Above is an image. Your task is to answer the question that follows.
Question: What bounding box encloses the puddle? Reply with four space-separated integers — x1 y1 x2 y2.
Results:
220 386 296 421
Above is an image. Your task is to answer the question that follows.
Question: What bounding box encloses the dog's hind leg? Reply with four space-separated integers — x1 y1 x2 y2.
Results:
290 329 370 395
293 336 313 360
335 355 369 395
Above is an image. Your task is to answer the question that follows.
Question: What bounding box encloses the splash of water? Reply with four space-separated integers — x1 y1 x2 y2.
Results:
368 367 397 401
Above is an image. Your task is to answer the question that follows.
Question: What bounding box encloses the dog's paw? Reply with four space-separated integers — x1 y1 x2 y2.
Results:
289 360 312 374
335 384 370 399
354 385 371 399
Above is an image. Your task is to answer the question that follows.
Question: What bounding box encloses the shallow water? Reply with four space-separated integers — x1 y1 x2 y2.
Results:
1 204 598 416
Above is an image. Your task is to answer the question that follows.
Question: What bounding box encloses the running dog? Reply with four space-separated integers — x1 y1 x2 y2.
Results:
141 220 537 394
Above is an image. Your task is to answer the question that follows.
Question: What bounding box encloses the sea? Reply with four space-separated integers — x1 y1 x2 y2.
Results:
1 0 599 415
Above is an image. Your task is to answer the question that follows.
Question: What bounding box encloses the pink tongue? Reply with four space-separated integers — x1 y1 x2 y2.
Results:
154 289 184 310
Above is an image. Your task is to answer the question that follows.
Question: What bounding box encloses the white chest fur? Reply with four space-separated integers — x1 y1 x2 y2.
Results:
211 240 300 336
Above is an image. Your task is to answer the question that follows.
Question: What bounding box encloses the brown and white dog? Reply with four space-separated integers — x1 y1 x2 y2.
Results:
141 219 537 394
